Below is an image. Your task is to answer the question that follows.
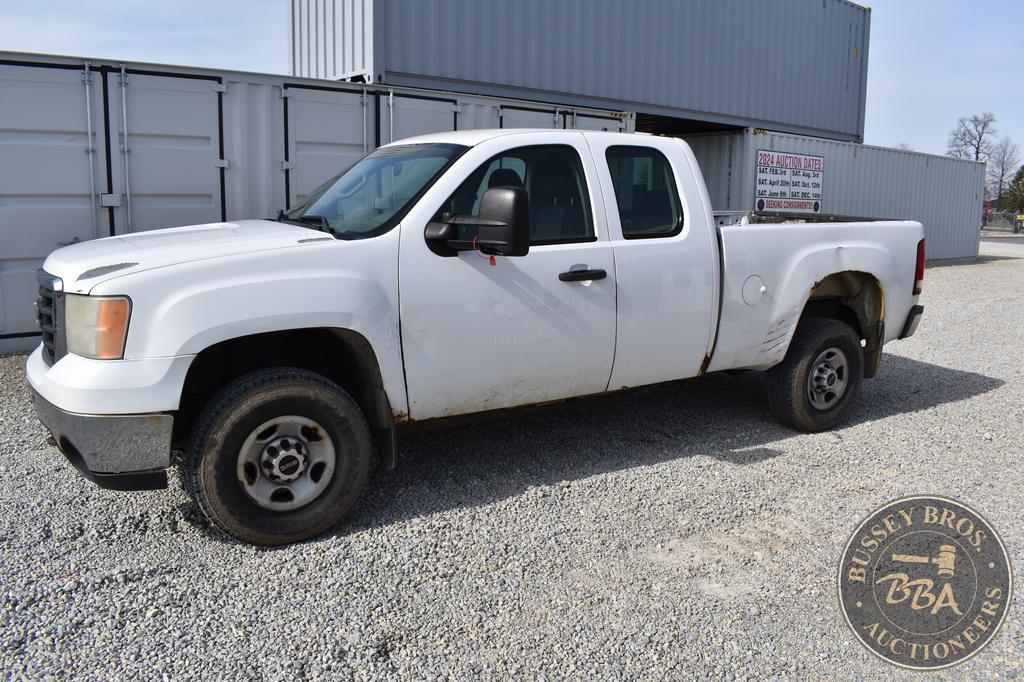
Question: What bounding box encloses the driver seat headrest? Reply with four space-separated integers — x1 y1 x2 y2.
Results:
488 168 524 189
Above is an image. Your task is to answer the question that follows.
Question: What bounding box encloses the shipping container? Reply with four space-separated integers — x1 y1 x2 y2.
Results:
685 129 985 261
0 52 632 350
290 0 871 142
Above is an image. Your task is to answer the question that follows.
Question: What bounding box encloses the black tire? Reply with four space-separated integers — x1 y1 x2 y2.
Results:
766 317 864 432
185 368 373 545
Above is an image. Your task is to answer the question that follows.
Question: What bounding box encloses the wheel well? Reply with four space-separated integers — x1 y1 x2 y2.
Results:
801 271 884 344
173 329 397 467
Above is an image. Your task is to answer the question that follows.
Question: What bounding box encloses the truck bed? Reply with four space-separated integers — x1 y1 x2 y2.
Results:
707 219 923 373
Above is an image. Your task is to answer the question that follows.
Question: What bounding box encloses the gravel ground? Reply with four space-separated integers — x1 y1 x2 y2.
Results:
2 241 1022 680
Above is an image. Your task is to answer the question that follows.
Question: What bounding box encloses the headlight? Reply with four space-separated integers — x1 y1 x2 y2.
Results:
65 294 131 359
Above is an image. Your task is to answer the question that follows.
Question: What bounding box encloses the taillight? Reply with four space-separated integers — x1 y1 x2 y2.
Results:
913 239 925 296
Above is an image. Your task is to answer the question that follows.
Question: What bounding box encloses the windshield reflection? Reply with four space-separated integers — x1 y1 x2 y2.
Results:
284 143 467 239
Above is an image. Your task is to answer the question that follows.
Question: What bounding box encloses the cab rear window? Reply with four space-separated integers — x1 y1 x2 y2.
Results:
605 146 684 239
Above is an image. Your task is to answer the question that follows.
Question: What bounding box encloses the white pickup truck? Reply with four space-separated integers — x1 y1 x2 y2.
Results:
27 130 925 544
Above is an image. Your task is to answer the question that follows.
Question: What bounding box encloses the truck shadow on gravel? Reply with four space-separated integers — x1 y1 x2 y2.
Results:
339 355 1003 535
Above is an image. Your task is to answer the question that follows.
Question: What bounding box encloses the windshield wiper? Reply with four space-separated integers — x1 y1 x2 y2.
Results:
275 210 337 236
296 213 337 236
274 209 305 226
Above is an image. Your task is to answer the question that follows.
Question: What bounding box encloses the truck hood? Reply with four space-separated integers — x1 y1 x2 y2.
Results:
44 219 331 293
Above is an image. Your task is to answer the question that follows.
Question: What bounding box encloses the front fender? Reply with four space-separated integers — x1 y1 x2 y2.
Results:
90 229 407 415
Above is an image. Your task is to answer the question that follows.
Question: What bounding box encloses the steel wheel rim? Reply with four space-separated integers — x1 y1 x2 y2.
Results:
806 346 849 411
236 415 336 511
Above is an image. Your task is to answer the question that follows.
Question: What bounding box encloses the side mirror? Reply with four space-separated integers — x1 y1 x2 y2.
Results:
425 186 530 257
475 186 530 257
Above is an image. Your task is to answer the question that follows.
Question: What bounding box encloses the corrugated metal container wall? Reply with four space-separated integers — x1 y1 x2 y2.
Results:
290 0 378 81
687 130 986 261
290 0 870 142
0 52 631 350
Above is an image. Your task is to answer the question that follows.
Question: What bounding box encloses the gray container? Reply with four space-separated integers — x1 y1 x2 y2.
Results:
290 0 871 142
0 51 630 349
686 129 985 261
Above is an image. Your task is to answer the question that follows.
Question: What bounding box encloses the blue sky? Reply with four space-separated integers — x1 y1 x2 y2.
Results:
863 0 1023 154
0 0 1020 156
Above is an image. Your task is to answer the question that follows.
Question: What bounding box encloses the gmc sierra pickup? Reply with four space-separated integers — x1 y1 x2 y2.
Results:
27 130 925 544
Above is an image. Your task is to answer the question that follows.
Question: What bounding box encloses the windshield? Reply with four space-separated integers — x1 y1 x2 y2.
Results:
284 143 467 239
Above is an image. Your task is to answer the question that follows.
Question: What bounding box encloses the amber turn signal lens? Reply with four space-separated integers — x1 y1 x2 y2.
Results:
94 298 130 359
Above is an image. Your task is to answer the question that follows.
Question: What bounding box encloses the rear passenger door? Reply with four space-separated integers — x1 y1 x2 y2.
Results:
587 135 717 388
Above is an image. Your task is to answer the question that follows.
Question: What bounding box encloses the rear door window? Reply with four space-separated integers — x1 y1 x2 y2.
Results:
605 146 684 239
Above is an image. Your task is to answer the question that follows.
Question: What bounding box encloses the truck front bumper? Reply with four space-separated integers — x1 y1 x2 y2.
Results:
31 387 172 490
24 346 190 491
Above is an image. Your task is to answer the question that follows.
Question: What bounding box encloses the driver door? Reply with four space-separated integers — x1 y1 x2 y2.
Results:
398 133 616 420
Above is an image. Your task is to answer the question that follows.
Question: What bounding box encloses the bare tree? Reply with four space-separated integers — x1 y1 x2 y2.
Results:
987 138 1022 208
947 113 997 161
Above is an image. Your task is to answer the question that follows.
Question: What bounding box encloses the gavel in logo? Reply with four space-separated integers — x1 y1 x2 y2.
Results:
891 545 957 579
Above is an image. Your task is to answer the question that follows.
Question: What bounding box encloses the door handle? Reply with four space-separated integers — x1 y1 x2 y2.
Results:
559 268 607 282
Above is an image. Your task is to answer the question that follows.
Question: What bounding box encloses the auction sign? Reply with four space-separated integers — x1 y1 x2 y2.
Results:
754 149 824 214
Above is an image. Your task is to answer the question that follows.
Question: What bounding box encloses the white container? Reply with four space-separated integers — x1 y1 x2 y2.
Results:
0 51 632 346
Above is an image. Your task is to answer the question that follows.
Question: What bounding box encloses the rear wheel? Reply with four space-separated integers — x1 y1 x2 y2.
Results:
186 368 373 545
766 317 864 432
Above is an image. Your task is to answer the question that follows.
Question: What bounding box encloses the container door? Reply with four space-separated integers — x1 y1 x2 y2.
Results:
499 106 560 130
569 113 627 132
284 86 368 209
379 94 456 144
0 63 108 339
453 98 501 131
107 72 225 233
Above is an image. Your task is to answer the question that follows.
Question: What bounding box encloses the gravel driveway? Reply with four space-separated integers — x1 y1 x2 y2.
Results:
2 241 1022 680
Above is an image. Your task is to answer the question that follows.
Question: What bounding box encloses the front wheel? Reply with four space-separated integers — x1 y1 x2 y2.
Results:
766 317 864 432
185 368 373 545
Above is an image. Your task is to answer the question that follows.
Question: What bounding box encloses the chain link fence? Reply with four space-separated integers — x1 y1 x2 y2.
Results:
983 210 1024 233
